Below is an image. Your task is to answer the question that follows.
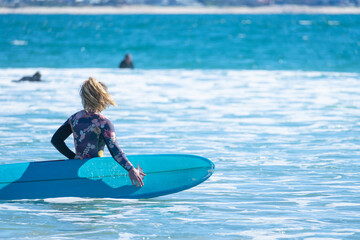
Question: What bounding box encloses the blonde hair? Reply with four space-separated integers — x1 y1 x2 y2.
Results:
80 77 117 112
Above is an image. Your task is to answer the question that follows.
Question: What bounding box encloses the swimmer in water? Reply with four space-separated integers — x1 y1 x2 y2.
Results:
119 54 134 69
13 72 42 82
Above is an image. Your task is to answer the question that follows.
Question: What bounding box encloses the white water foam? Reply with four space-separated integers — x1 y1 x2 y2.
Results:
0 68 360 239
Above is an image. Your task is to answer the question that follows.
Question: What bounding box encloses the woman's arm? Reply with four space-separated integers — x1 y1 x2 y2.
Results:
51 121 76 159
101 119 145 187
101 120 133 170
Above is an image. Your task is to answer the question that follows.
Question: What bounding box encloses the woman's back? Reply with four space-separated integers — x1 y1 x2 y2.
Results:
68 110 106 159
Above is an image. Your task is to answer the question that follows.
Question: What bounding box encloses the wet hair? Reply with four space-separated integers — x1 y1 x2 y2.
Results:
80 77 116 112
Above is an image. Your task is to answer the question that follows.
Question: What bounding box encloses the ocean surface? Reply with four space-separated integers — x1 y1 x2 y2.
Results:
1 14 360 71
0 14 360 240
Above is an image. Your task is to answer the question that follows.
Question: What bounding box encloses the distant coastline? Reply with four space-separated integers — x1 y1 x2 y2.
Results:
1 5 360 14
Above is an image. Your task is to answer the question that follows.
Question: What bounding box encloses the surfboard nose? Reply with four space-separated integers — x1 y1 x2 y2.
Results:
210 160 215 173
202 157 215 179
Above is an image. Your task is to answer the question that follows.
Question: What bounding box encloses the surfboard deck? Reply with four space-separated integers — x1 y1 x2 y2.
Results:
0 154 215 200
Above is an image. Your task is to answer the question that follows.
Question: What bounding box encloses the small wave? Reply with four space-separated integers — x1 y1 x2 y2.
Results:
11 40 28 46
328 20 340 26
44 197 95 203
326 202 360 208
299 20 312 26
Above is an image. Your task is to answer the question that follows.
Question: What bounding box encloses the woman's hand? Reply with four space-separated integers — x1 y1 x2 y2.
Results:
128 164 146 187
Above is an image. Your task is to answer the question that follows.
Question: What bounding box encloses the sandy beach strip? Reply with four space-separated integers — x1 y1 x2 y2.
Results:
0 5 360 14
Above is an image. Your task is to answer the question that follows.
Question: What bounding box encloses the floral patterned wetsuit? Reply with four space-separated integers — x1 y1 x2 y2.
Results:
51 110 134 171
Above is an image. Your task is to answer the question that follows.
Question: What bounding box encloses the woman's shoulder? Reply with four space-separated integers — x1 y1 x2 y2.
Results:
69 110 86 120
97 113 115 129
68 110 96 122
98 113 113 125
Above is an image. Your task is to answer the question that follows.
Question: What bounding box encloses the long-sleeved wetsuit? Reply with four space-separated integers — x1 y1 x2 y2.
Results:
51 110 134 171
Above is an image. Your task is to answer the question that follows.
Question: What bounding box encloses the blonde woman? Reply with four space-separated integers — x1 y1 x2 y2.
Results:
51 77 145 187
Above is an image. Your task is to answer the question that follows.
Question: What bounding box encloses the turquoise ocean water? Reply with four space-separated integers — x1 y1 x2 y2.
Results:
0 14 360 239
1 14 360 71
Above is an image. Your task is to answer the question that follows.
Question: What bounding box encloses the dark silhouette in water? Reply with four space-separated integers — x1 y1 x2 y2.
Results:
13 72 42 82
119 54 134 69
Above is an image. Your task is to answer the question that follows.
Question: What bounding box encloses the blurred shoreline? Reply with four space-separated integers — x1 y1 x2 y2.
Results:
1 5 360 14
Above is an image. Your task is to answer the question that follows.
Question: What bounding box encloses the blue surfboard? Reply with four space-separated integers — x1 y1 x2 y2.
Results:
0 154 215 200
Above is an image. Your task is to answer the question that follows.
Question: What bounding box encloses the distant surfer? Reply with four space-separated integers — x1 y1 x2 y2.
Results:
119 54 134 69
51 77 145 187
13 72 42 82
